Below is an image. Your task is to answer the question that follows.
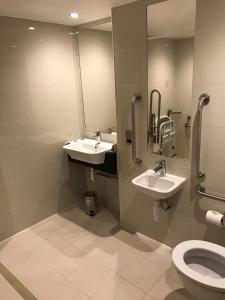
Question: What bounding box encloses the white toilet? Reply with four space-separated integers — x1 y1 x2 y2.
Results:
172 240 225 300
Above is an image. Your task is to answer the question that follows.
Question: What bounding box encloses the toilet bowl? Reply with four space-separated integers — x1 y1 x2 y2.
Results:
172 240 225 300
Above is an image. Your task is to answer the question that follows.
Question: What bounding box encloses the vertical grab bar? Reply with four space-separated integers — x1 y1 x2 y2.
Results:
149 89 161 143
196 94 210 178
196 93 225 203
131 93 142 164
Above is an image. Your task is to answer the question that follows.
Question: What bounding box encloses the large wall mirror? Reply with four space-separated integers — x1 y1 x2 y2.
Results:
147 0 196 160
77 20 117 139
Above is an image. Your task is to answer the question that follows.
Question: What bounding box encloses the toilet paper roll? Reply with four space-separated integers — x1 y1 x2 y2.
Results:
206 210 224 228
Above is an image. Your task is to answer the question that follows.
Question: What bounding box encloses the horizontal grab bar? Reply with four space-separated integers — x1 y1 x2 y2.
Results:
197 185 225 203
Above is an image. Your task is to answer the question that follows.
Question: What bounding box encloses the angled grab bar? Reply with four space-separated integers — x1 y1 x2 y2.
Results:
131 93 142 164
196 93 225 203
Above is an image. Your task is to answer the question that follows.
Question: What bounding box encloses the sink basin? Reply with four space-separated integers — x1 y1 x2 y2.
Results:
132 169 186 199
63 138 113 164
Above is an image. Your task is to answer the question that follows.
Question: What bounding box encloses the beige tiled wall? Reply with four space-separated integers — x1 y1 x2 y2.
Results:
113 0 225 248
192 0 225 229
0 16 86 241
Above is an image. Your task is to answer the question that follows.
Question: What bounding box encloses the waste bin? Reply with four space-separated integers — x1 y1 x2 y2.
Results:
84 191 98 216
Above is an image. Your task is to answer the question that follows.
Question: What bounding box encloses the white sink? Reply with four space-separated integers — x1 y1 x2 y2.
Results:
132 169 186 199
63 138 113 164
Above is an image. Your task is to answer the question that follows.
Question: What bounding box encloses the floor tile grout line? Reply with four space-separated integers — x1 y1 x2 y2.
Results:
116 271 146 294
71 225 160 271
51 267 90 298
73 240 137 274
82 242 148 298
88 271 146 299
63 218 171 296
57 236 149 297
145 265 171 297
68 227 138 273
51 227 153 297
67 266 114 299
141 293 158 300
46 243 116 299
0 207 174 300
0 262 38 300
116 259 173 296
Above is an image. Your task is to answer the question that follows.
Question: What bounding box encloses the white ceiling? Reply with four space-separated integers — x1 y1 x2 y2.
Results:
0 0 196 38
0 0 137 26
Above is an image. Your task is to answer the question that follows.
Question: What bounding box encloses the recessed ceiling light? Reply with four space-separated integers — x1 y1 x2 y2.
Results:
28 26 36 30
70 12 79 19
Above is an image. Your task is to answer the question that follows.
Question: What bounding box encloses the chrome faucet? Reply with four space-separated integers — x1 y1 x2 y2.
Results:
96 130 102 142
94 130 102 149
154 160 166 177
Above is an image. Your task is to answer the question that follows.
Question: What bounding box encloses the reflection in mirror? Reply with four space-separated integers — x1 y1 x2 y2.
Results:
147 0 196 160
77 21 117 142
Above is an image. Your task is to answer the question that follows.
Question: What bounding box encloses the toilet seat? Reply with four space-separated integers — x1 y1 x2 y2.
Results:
172 240 225 292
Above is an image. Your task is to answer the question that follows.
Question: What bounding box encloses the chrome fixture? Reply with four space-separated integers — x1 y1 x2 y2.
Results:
131 93 142 164
149 89 161 143
95 130 102 142
167 109 182 117
196 94 210 179
196 93 225 203
159 120 175 154
94 141 100 149
107 127 117 134
197 185 225 203
154 160 166 177
94 131 102 149
185 115 191 128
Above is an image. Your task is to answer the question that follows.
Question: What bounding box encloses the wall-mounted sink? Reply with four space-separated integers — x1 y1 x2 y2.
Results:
63 138 113 164
132 169 186 199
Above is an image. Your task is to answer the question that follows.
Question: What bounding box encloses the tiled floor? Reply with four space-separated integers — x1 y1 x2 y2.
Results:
0 274 23 299
0 206 194 300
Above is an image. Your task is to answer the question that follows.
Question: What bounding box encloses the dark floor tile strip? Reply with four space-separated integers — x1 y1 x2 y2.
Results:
0 262 38 300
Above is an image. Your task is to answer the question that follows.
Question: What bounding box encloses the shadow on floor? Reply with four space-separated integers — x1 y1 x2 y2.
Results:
60 204 163 254
60 203 121 237
165 288 195 300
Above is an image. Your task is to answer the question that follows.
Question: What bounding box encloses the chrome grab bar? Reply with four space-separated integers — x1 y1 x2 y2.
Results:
196 94 210 179
149 89 161 143
197 185 225 203
196 93 225 202
131 93 142 164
